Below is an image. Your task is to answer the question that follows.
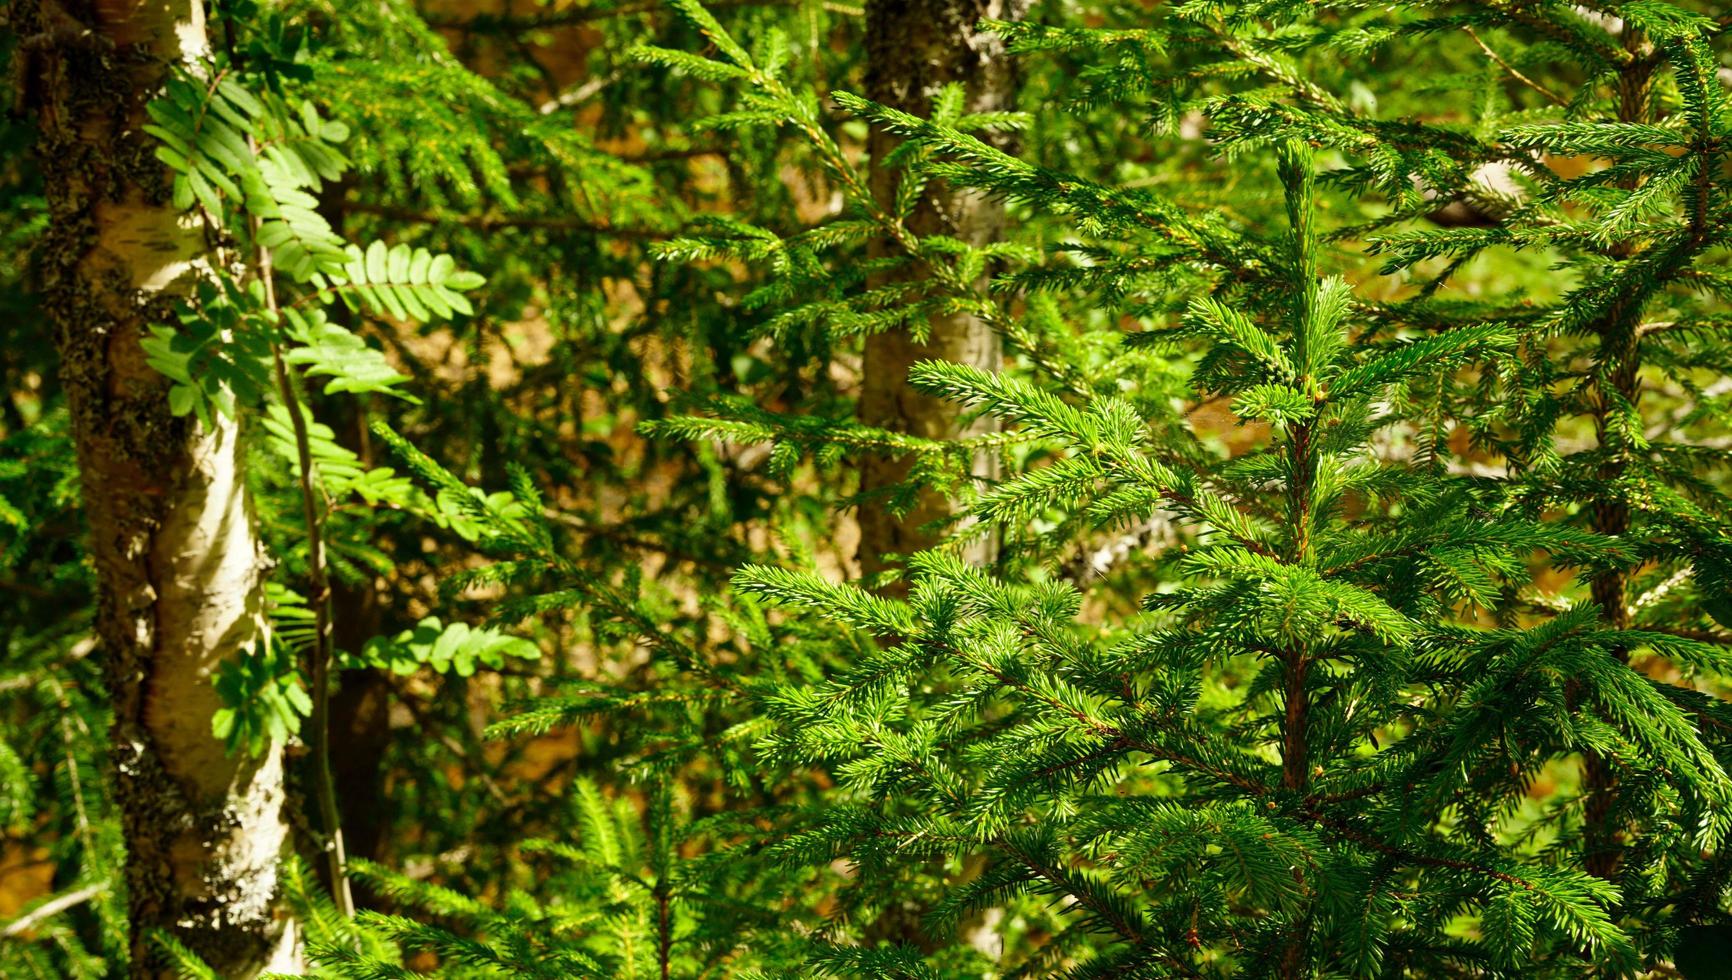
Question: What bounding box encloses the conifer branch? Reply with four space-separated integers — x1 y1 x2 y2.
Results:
342 201 667 238
0 884 108 939
426 0 859 33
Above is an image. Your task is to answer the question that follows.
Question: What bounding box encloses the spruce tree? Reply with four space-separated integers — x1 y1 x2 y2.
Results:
640 0 1732 973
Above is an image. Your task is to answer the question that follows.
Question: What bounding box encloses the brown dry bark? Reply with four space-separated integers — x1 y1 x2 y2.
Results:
856 0 1029 578
20 1 300 974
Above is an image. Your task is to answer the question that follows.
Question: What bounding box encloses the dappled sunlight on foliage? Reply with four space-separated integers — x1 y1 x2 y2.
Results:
4 0 1732 977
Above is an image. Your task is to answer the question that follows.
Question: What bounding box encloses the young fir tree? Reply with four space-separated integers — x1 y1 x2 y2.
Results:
734 139 1688 976
638 0 1732 974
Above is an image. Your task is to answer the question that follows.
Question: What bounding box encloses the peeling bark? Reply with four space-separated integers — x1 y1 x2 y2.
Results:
856 0 1028 578
20 0 300 974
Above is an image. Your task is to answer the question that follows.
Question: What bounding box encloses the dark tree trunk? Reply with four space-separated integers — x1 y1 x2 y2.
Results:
329 579 392 870
856 0 1028 578
20 1 300 974
315 190 394 879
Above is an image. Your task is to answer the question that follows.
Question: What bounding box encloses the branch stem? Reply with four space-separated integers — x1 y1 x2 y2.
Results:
256 205 356 919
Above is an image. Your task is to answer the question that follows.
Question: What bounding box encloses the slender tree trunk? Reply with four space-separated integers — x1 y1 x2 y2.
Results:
856 0 1028 578
1581 24 1655 883
22 1 300 974
330 582 392 870
319 191 394 881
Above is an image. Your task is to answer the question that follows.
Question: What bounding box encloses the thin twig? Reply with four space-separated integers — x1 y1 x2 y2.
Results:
539 70 622 115
252 139 356 917
1466 27 1568 107
267 329 356 918
1 883 107 938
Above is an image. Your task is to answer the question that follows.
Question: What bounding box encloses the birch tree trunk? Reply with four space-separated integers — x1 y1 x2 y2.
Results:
22 1 300 974
856 0 1028 578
